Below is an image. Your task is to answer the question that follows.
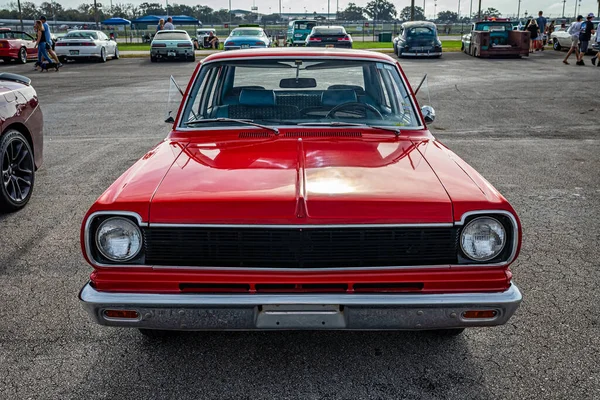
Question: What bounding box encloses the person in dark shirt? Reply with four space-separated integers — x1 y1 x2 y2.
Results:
577 13 595 65
526 19 540 53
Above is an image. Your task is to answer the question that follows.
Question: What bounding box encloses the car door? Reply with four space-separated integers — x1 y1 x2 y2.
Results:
98 32 112 54
20 32 37 58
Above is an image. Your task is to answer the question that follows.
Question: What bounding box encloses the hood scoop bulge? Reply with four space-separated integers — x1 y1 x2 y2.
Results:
238 131 362 139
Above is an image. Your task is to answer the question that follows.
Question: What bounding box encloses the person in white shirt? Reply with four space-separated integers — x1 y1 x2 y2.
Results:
163 17 175 30
563 15 584 65
592 23 600 66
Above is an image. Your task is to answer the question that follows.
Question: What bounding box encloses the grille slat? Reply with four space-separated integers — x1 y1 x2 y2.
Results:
144 227 458 268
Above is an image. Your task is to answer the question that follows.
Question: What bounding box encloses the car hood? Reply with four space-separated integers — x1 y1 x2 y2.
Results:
147 136 454 225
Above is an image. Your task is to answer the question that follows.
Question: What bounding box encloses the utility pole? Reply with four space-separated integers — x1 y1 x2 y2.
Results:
562 0 566 18
477 0 481 20
517 0 521 20
469 0 473 20
17 0 23 31
94 0 99 27
423 0 425 18
574 0 577 18
458 0 461 19
411 0 415 21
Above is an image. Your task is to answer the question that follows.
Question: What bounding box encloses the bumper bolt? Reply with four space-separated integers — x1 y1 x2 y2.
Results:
417 310 424 316
450 312 457 318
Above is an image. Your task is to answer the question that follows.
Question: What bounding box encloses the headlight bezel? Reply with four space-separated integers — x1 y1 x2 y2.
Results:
95 217 143 262
457 213 516 265
86 212 146 266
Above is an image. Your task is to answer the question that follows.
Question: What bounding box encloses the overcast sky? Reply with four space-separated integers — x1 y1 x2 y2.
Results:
16 1 600 19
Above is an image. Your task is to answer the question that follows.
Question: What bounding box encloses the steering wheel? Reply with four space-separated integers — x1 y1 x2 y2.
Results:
326 102 384 120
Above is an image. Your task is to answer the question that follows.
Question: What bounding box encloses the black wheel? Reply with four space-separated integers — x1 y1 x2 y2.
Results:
461 42 464 51
99 47 106 63
18 47 27 64
58 56 67 63
150 55 157 62
113 46 119 59
138 329 175 339
553 40 561 51
0 130 35 212
188 54 196 62
427 328 465 337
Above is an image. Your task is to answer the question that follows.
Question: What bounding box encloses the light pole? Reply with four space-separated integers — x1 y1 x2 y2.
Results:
562 0 566 18
517 0 521 20
411 0 415 21
17 0 23 31
574 0 577 17
469 0 473 20
477 0 481 20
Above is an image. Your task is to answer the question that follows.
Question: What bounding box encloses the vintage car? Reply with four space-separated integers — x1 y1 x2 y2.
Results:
0 28 38 64
0 73 43 211
462 19 530 57
223 26 270 50
287 19 318 46
393 21 442 58
79 48 522 338
551 21 599 53
150 30 195 62
54 30 119 63
305 26 352 48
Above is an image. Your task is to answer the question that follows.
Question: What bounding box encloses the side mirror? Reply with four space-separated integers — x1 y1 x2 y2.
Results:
421 106 435 124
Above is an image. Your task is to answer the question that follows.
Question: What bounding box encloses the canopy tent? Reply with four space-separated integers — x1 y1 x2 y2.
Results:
101 17 131 25
131 15 201 26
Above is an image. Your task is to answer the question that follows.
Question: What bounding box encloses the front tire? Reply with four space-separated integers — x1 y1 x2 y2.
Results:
113 46 119 59
0 130 35 212
553 39 561 51
150 55 157 62
18 47 27 64
99 47 106 63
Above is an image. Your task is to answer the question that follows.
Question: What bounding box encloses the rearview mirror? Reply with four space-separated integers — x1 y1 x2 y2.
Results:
279 78 317 89
421 106 435 124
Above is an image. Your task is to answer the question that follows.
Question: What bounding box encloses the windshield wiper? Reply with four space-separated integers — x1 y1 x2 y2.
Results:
297 122 401 136
185 118 279 135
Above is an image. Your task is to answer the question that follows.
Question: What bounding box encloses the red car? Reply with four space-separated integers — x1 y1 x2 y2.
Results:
0 73 43 211
79 48 522 337
0 28 38 64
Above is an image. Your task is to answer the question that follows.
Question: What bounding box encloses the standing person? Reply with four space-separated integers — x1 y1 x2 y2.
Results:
536 11 547 50
156 18 164 32
526 19 540 53
563 15 584 65
33 20 53 67
576 13 595 65
39 15 61 66
163 17 175 30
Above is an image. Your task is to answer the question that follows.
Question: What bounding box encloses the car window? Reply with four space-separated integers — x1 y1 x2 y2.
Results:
181 59 421 129
65 31 98 39
231 29 262 37
154 32 190 40
406 27 435 36
313 27 346 35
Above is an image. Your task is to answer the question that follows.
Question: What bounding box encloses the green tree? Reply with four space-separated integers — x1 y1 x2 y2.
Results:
261 13 280 23
473 7 501 19
399 6 425 21
338 3 364 21
364 0 396 21
436 10 458 23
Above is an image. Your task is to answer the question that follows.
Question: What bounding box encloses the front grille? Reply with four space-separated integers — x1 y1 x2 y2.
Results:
144 226 458 268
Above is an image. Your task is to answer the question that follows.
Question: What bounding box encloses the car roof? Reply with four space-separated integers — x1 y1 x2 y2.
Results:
401 21 437 28
157 30 189 34
203 47 395 64
314 25 345 29
232 27 263 31
66 30 101 33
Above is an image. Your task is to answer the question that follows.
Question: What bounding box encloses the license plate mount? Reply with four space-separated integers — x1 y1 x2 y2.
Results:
256 305 346 329
241 44 249 49
69 50 79 55
167 51 176 57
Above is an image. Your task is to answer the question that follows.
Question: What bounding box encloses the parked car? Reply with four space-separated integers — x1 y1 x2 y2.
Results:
54 30 119 62
462 19 530 57
150 30 195 62
224 26 270 50
194 28 217 49
286 19 317 46
305 26 352 48
79 48 523 338
551 21 599 54
0 73 43 211
394 21 442 57
0 28 37 64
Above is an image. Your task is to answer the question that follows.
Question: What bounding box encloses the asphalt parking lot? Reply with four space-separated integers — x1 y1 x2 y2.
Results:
0 51 598 399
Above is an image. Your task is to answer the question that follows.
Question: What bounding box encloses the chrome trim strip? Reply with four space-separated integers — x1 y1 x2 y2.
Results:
79 282 522 330
83 211 148 269
149 222 454 228
400 52 443 57
150 264 452 272
455 210 519 267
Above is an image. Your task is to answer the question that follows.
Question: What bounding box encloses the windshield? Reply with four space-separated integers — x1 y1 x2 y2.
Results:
476 23 512 31
231 29 262 37
154 32 190 40
313 27 346 35
406 27 435 37
65 31 98 39
180 59 420 129
294 22 317 30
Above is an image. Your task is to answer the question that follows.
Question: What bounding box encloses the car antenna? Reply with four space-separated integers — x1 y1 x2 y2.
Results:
414 74 427 96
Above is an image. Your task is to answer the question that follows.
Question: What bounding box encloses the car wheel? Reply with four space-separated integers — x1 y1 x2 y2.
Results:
18 47 27 64
461 42 464 51
99 47 106 63
113 46 119 59
58 56 67 63
150 55 157 62
138 329 175 339
553 40 561 51
188 54 196 62
0 130 35 212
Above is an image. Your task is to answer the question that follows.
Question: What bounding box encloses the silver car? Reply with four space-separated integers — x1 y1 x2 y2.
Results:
54 30 119 62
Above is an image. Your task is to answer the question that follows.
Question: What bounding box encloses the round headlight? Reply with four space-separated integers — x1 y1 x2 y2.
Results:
460 217 506 262
95 217 142 262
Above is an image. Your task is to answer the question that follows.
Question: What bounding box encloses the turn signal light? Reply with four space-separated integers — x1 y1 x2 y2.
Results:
103 309 139 319
462 310 498 319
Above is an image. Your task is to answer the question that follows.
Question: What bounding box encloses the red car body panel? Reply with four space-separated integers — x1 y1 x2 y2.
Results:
0 81 43 168
0 33 38 61
81 48 521 297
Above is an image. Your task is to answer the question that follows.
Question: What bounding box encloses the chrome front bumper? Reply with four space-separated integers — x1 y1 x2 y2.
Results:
79 282 522 331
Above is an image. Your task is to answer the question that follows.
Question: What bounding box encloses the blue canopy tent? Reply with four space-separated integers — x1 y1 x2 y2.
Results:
101 17 131 42
131 15 200 27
